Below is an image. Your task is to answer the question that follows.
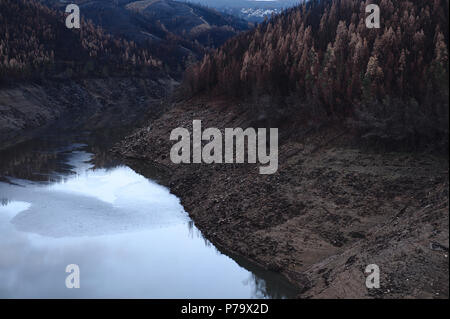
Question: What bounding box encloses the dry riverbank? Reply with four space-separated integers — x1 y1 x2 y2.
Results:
0 77 174 150
115 98 449 299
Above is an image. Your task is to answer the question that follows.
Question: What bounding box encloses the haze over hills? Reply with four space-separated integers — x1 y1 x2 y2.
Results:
183 0 301 22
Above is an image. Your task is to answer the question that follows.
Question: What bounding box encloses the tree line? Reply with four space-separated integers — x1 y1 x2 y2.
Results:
184 0 449 150
0 0 162 83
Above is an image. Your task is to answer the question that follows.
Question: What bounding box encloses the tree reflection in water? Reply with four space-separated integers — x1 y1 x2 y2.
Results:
186 218 299 299
1 198 9 206
0 130 300 299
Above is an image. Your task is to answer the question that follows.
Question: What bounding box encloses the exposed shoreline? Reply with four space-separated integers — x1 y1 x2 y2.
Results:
0 77 174 151
114 98 449 298
2 88 448 298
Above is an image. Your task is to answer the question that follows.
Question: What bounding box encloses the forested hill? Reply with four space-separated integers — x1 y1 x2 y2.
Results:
0 0 163 83
185 0 449 150
39 0 251 75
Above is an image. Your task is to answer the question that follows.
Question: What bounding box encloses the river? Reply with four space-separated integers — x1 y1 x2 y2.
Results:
0 131 299 298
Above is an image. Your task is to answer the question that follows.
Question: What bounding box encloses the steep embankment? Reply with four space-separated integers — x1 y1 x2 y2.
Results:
115 98 449 298
0 77 175 150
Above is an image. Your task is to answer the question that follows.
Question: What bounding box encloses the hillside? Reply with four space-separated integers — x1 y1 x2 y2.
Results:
41 0 251 74
0 0 176 149
185 0 449 150
116 95 449 299
0 0 162 83
126 0 250 39
115 0 449 298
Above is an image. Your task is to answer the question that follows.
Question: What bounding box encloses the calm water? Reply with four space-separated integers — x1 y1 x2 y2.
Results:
0 132 299 298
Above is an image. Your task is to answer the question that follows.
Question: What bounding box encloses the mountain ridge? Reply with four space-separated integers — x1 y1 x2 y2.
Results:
40 0 252 75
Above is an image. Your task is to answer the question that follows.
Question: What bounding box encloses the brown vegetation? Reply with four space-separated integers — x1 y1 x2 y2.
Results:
0 0 162 83
184 0 449 150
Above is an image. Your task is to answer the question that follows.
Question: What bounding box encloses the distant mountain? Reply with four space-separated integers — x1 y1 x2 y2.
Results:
126 0 251 43
231 7 282 23
183 0 301 22
183 0 300 9
40 0 252 74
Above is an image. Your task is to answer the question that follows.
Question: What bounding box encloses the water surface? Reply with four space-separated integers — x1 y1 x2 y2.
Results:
0 133 298 298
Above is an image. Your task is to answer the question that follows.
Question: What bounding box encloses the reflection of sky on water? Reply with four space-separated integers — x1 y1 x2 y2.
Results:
0 145 297 298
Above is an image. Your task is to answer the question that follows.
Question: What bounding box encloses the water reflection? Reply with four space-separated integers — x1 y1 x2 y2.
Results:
0 133 299 298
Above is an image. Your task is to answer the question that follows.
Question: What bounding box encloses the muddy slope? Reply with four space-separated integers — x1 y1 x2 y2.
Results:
0 77 176 150
115 98 449 299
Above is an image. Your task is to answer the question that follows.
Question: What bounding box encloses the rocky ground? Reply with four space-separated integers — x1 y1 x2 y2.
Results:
0 77 175 150
115 97 449 299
